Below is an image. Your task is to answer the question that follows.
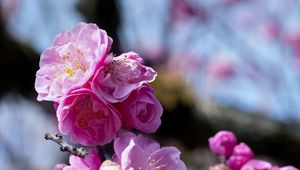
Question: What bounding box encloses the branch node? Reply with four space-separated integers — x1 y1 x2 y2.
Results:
44 132 88 158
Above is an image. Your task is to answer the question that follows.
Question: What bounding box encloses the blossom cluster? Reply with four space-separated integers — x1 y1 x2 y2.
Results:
35 22 186 170
209 131 298 170
55 132 186 170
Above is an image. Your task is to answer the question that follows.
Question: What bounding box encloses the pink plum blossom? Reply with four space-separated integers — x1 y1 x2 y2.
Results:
113 132 187 170
114 84 163 133
56 88 121 146
92 51 157 103
241 159 272 170
209 130 237 158
35 22 112 102
55 149 101 170
227 143 254 170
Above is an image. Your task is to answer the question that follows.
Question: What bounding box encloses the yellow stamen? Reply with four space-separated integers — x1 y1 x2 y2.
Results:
63 67 75 77
77 49 84 56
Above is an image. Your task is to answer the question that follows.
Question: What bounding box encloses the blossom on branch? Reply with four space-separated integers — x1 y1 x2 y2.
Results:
92 51 157 103
209 131 298 170
113 132 187 170
35 22 112 102
56 89 121 146
35 22 178 170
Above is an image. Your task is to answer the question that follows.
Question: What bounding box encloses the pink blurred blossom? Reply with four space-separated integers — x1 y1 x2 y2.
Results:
234 10 256 30
55 149 101 170
142 44 165 62
35 22 112 102
285 32 300 57
226 143 254 170
171 0 197 22
0 0 19 19
279 166 299 170
259 22 279 40
284 32 300 71
208 57 235 80
241 159 272 170
209 130 237 158
285 31 300 49
167 52 202 73
171 0 208 23
223 0 241 5
113 132 187 170
92 51 157 103
114 84 163 133
56 88 121 146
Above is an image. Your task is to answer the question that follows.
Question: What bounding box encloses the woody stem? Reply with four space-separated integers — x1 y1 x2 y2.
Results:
44 132 88 158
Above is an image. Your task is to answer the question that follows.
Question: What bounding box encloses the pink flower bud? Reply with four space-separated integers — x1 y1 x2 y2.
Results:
114 84 163 133
227 143 254 170
209 131 237 158
241 159 272 170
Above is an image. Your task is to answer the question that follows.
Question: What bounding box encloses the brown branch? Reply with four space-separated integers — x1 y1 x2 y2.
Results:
44 132 88 158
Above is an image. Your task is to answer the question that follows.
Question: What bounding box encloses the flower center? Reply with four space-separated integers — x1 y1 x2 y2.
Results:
74 97 108 128
105 56 141 83
56 49 87 78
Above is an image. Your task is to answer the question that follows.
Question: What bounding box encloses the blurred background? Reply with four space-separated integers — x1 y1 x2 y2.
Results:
0 0 300 169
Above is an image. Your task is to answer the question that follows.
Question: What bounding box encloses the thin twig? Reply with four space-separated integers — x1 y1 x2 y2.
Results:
44 132 88 158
